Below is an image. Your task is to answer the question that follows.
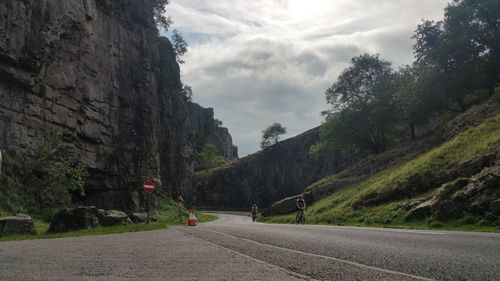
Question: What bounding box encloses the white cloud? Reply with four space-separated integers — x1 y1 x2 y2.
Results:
165 0 450 156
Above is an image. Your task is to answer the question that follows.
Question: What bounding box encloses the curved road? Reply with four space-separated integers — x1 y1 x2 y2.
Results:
180 213 500 281
1 213 499 280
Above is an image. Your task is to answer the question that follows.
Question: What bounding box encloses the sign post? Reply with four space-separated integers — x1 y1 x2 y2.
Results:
143 179 155 223
176 195 184 223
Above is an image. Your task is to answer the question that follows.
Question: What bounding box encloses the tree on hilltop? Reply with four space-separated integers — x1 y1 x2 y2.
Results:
261 123 287 149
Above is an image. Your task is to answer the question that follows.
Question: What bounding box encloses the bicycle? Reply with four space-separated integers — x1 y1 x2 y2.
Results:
251 211 257 222
296 208 305 224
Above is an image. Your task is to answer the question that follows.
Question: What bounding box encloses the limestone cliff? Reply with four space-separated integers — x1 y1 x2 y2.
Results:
0 0 235 211
194 128 352 208
189 103 238 164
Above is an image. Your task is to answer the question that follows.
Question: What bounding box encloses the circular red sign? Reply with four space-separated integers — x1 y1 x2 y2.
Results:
143 179 155 193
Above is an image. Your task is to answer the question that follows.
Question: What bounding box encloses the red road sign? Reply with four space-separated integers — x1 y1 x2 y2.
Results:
143 179 155 193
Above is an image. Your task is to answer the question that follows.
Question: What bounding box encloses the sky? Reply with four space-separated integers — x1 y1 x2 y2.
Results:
164 0 450 156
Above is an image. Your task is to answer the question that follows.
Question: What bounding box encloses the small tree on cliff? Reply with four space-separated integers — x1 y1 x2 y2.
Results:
36 128 88 207
261 123 287 149
172 29 188 64
152 0 173 31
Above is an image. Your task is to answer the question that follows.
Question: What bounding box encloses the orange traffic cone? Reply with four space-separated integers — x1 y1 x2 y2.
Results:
187 208 197 226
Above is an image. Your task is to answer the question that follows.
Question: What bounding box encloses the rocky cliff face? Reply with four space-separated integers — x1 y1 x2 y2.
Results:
189 103 238 162
194 128 353 208
0 0 235 211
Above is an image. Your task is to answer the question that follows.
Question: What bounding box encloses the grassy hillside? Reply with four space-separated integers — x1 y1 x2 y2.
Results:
263 113 500 232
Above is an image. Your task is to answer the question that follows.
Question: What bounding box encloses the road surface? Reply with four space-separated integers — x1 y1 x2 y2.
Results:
1 213 499 280
180 213 500 281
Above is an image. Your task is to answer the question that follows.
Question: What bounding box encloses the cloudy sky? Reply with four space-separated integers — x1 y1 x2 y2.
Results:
164 0 449 156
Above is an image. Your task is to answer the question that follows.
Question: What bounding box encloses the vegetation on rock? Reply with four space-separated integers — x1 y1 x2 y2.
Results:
261 123 287 149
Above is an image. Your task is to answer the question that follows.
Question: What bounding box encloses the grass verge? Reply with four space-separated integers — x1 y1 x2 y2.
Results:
0 200 217 242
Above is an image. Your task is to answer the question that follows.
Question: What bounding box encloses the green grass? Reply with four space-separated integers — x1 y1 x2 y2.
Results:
264 113 500 232
0 200 217 242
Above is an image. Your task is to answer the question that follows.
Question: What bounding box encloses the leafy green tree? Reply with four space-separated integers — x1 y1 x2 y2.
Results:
152 0 173 31
394 65 436 138
197 144 227 170
172 29 188 64
413 0 500 111
322 54 397 153
444 0 500 96
261 123 287 149
325 54 393 110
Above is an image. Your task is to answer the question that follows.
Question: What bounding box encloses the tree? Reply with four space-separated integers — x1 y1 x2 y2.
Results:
413 0 500 111
325 54 393 110
172 29 188 64
152 0 173 31
261 123 287 149
394 65 436 138
181 83 193 102
322 54 397 153
444 0 500 96
197 144 227 170
414 19 482 112
36 128 88 207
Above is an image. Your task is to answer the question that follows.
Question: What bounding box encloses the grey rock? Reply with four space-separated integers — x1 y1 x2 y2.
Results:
490 199 500 217
406 199 436 220
49 206 99 232
0 214 35 235
401 199 426 210
130 212 148 223
97 210 133 226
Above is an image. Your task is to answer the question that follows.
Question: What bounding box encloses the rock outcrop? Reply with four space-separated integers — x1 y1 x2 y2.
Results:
406 163 500 221
194 128 353 208
0 213 35 235
97 209 132 226
49 206 100 232
49 206 133 232
0 0 235 211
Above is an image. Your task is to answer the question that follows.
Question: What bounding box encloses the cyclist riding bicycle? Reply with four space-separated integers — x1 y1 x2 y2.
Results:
296 195 306 224
251 204 258 222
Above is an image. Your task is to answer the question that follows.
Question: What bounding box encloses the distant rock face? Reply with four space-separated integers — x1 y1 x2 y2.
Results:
194 128 353 208
0 0 236 211
189 103 238 162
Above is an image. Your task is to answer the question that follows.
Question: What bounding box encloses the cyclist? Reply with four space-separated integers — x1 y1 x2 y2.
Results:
251 204 258 222
296 195 306 224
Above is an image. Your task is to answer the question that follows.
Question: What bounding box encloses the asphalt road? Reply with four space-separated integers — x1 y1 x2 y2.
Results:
178 213 500 281
1 213 499 280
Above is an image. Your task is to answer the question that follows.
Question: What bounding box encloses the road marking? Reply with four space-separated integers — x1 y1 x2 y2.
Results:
197 227 436 281
175 229 319 281
212 213 447 235
302 224 447 235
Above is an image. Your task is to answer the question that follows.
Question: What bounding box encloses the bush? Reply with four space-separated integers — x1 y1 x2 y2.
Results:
36 128 88 207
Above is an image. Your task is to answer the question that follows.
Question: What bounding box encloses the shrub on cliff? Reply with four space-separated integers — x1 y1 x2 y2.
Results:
35 128 88 207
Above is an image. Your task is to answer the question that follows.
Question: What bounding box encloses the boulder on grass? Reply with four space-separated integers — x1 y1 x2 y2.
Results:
130 212 148 223
0 214 35 235
97 209 133 226
49 206 99 232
